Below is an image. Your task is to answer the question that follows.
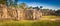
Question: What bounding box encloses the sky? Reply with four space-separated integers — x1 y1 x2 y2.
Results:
18 0 60 10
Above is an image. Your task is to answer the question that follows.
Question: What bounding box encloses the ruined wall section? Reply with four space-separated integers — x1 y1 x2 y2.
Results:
0 5 3 18
17 9 24 20
0 4 42 20
0 4 8 19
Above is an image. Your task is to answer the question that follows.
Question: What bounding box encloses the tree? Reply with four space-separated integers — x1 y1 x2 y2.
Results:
0 0 7 5
9 0 18 7
55 10 60 13
14 0 18 7
0 0 18 7
40 6 43 8
4 0 18 7
55 10 60 16
28 6 33 9
33 6 40 10
9 0 13 7
19 3 27 9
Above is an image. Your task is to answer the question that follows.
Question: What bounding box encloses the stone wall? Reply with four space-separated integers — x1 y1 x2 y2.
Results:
0 4 42 20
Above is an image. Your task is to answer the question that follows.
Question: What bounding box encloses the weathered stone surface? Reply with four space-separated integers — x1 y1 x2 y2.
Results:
0 4 42 20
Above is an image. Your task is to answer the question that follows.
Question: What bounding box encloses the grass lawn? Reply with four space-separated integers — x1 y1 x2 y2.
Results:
42 15 60 18
41 15 60 20
0 16 60 26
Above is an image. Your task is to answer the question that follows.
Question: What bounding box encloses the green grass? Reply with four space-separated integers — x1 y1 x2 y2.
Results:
0 20 60 26
0 16 60 26
40 15 60 20
42 15 60 18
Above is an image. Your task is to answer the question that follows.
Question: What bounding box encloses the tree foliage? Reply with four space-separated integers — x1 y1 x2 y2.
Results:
18 3 27 9
9 0 18 7
55 10 60 15
0 0 18 7
0 0 7 5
